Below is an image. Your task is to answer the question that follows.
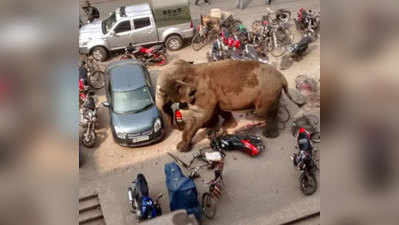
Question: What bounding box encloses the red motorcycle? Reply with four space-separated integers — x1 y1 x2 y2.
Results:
79 79 89 105
120 43 168 66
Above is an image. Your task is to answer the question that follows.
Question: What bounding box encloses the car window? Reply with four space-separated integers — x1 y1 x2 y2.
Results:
133 17 151 29
114 21 131 33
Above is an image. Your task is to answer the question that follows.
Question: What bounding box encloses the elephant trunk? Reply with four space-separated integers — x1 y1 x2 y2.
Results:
155 91 174 127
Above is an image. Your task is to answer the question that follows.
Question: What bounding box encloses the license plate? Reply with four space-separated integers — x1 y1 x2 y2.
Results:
132 135 149 143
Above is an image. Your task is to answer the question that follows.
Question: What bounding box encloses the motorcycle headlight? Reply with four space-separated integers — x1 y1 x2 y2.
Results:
117 132 127 139
153 118 162 133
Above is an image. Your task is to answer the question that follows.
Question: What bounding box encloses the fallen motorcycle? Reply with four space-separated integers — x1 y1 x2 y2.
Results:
280 35 313 70
128 174 163 222
210 133 265 157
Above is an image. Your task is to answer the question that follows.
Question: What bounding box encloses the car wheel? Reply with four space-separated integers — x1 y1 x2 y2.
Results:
165 35 183 51
91 46 108 62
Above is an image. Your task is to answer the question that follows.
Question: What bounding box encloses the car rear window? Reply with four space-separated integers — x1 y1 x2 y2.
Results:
134 17 151 29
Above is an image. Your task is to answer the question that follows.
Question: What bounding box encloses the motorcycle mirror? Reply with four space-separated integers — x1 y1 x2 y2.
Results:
102 102 110 107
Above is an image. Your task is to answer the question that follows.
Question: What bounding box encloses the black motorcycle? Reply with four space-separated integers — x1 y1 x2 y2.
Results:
290 127 318 195
295 8 320 41
210 133 265 157
79 92 97 148
280 35 313 70
128 174 163 222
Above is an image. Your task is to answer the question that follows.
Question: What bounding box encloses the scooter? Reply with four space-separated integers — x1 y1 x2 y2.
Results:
128 174 162 222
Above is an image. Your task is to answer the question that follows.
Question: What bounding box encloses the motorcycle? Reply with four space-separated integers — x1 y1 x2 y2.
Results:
295 8 320 41
210 133 265 157
128 174 162 222
79 92 97 148
81 57 105 89
290 127 318 195
121 43 168 66
280 35 313 70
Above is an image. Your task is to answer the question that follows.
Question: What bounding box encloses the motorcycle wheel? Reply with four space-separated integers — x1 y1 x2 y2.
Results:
155 54 168 66
310 131 321 143
89 71 105 89
155 205 162 216
81 129 96 148
299 172 317 195
192 33 206 51
202 192 217 219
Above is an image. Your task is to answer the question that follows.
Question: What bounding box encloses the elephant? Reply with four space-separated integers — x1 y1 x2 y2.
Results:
156 59 303 152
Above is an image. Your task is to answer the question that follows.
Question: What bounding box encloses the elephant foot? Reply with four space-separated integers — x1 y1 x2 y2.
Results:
263 119 279 138
177 141 191 152
263 127 280 138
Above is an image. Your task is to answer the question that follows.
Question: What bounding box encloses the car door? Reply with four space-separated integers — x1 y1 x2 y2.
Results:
107 20 133 49
131 16 158 44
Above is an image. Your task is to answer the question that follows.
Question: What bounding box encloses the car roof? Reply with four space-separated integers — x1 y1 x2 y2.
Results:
108 60 147 92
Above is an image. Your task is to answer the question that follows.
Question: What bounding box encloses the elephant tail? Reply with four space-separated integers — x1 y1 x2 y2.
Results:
282 76 305 107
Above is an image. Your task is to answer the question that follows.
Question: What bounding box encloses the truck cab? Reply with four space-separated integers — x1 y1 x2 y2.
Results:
79 1 194 61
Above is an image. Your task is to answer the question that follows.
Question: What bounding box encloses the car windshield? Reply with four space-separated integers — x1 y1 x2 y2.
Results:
102 12 117 34
113 86 153 114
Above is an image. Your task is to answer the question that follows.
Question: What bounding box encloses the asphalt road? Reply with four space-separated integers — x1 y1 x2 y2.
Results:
79 0 320 225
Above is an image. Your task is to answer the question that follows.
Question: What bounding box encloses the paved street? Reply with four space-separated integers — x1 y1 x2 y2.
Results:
80 0 320 224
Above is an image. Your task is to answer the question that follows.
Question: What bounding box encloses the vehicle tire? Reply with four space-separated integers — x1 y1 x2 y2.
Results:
202 192 216 219
192 33 205 51
91 46 108 62
299 172 317 195
165 35 183 51
81 130 96 148
310 131 320 143
89 71 105 89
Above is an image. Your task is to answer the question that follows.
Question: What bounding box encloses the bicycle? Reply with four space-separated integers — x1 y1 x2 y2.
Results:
201 160 224 219
85 56 105 89
167 150 218 179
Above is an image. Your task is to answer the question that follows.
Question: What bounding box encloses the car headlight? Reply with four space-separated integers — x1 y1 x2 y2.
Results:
154 118 162 133
117 132 127 139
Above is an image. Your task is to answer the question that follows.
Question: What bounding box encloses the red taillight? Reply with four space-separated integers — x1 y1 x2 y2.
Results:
190 20 193 28
175 110 183 122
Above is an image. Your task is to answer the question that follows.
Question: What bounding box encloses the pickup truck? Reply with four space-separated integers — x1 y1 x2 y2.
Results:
79 0 194 61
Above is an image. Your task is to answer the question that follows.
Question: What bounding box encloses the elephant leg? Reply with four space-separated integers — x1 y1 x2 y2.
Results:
254 96 280 138
220 110 237 129
177 108 215 152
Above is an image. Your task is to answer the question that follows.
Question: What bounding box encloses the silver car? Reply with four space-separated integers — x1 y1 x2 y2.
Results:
79 2 194 61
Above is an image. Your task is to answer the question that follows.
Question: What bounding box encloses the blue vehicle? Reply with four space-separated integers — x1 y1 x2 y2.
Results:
102 59 165 147
128 174 163 222
164 162 202 221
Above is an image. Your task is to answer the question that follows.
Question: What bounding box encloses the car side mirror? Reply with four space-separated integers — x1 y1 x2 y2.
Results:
109 31 116 36
102 102 110 107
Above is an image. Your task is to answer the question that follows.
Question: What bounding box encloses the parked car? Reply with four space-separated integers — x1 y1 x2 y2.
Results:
79 0 194 61
102 59 164 147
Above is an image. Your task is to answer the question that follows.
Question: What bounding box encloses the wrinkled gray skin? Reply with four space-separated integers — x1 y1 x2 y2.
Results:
156 59 302 152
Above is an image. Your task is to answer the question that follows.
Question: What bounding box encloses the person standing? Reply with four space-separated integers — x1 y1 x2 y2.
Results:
82 0 100 23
